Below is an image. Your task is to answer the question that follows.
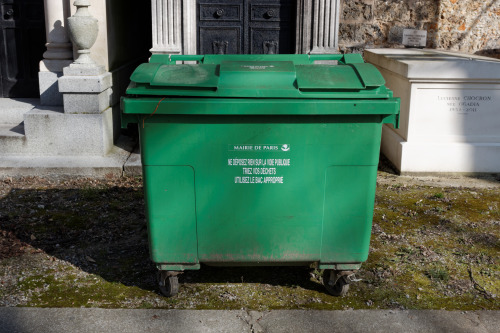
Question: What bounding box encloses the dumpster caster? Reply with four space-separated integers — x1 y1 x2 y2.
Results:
158 271 180 297
323 270 351 297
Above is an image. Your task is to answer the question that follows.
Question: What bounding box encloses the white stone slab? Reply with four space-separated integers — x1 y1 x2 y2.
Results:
409 84 500 143
365 48 500 80
365 48 500 174
381 125 500 174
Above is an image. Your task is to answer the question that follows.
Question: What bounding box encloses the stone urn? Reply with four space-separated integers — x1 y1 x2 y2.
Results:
67 0 98 65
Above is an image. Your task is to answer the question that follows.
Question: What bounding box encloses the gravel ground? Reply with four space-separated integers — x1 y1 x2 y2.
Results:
0 161 499 310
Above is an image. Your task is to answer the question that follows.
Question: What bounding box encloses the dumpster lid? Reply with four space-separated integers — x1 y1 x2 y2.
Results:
127 54 389 99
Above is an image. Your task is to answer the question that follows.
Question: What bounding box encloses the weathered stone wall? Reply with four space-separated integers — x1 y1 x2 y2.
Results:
339 0 500 57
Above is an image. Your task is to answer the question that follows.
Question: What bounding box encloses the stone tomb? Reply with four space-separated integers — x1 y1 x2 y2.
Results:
365 49 500 174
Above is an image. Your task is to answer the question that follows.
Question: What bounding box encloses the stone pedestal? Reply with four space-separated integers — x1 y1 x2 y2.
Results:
59 0 112 114
365 48 500 174
54 1 114 155
58 64 112 114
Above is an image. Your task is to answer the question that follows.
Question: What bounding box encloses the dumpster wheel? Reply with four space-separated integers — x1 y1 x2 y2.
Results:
323 269 350 297
158 271 180 297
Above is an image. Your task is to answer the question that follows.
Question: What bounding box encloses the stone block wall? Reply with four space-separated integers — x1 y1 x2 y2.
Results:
339 0 500 58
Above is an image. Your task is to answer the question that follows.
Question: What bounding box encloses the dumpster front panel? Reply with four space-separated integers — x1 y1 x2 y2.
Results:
140 112 383 265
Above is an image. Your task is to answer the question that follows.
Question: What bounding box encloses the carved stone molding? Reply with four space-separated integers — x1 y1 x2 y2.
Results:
40 0 73 106
297 0 340 54
67 0 99 65
311 0 340 53
42 0 73 62
151 0 339 55
151 0 196 54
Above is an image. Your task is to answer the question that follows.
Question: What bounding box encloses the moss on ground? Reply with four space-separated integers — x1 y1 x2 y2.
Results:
0 175 498 309
18 272 156 308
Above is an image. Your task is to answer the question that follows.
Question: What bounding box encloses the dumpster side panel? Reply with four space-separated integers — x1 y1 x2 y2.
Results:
144 166 198 264
320 165 378 264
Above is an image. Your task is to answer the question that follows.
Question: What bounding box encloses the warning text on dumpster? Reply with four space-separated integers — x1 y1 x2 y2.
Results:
228 144 291 184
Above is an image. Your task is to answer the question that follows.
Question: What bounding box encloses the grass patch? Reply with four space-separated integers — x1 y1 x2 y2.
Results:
425 266 450 282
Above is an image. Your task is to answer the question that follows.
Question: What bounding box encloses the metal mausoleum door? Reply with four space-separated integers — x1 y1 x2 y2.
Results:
0 0 45 97
197 0 296 54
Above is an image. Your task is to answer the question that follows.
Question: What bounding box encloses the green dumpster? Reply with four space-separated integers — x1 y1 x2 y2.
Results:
121 54 400 297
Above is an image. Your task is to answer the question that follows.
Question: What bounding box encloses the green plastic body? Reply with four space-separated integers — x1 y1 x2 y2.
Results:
122 54 400 271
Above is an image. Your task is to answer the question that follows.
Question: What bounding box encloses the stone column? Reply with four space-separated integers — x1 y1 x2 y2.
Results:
296 0 340 54
296 0 313 54
39 0 73 106
182 0 197 55
151 0 196 55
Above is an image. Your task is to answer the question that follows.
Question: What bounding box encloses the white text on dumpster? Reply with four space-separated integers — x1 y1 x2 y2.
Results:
227 145 291 184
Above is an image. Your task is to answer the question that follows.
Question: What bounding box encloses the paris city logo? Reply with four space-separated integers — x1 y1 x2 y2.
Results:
281 144 290 152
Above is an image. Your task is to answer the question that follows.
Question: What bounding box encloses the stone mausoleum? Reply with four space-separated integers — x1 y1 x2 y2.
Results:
0 0 499 176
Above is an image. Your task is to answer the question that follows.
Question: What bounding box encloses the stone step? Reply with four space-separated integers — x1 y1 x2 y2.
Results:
0 123 27 154
0 123 25 136
0 98 39 124
0 105 116 156
123 144 142 176
23 105 115 156
0 135 135 177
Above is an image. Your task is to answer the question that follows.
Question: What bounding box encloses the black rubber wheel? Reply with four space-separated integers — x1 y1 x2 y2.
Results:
158 271 179 297
323 269 350 296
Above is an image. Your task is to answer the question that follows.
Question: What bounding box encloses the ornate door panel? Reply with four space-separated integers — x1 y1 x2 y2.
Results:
0 0 45 97
198 1 243 54
247 2 294 54
197 0 295 54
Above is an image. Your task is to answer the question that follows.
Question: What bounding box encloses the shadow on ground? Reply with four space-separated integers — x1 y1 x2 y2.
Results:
0 181 324 296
